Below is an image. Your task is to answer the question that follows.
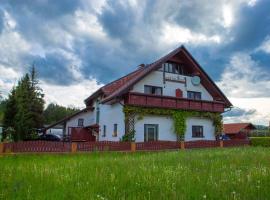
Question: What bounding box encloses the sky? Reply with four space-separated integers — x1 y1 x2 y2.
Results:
0 0 269 125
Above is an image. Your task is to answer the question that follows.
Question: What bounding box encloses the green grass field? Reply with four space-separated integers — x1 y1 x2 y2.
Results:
1 148 270 200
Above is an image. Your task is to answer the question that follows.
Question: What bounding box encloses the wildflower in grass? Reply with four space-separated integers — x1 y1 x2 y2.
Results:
203 194 207 199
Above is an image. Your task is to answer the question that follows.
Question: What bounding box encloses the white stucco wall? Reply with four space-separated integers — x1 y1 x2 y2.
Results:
134 115 177 142
133 115 215 142
131 71 213 101
99 102 125 141
185 117 215 141
65 110 95 135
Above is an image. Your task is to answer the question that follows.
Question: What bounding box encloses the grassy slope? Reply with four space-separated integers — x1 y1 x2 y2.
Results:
0 148 270 200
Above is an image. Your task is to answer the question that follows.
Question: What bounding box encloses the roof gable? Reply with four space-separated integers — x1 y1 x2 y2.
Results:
99 46 232 107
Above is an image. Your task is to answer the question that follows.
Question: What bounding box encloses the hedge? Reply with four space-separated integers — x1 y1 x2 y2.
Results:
250 137 270 147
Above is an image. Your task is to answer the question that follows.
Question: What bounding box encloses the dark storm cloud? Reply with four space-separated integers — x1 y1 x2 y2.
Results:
1 0 80 48
228 0 270 52
251 51 270 73
76 39 142 83
2 0 79 19
0 0 270 87
24 52 77 86
98 1 136 39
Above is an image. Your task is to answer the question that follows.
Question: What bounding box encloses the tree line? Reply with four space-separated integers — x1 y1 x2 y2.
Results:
0 67 79 141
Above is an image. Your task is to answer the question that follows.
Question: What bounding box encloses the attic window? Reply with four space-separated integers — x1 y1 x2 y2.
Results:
163 62 186 75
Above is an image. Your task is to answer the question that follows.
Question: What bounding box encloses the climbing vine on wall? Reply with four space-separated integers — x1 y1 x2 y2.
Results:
123 106 223 140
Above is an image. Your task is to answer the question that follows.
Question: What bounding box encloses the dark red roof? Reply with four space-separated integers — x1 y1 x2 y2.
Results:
84 45 232 107
223 123 256 134
84 67 145 105
102 67 145 96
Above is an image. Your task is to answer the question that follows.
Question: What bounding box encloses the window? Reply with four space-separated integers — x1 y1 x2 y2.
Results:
187 91 201 100
113 124 118 137
162 62 185 75
78 118 84 127
102 125 106 137
96 107 100 124
192 126 204 138
144 85 162 95
144 124 159 142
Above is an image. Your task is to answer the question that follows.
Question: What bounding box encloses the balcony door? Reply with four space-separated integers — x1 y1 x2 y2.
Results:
144 124 158 142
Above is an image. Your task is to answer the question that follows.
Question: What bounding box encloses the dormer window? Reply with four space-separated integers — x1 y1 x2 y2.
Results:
144 85 162 95
163 62 185 75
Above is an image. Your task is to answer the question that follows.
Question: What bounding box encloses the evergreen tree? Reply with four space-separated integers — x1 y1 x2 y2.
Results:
44 103 79 124
2 66 45 141
15 74 35 140
29 66 45 130
2 88 17 141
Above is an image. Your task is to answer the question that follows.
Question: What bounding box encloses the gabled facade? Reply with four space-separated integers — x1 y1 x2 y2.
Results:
47 46 232 142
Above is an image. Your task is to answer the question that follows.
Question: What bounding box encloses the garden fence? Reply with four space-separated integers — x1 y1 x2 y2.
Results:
0 139 250 154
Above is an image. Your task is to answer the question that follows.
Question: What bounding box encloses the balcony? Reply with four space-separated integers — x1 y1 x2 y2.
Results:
124 92 225 112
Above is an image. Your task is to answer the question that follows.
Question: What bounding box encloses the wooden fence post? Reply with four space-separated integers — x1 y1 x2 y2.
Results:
180 141 185 149
131 142 136 152
220 140 224 148
71 142 77 153
0 143 4 154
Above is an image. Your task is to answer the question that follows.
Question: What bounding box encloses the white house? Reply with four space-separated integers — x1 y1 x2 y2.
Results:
45 46 232 142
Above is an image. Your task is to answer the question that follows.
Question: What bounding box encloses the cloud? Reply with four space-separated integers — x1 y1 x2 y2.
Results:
223 107 258 124
0 0 269 124
223 107 257 118
41 79 103 108
257 36 270 54
0 64 20 93
217 52 270 98
223 106 264 125
160 22 221 45
225 97 270 125
0 9 4 33
216 50 270 125
228 0 270 51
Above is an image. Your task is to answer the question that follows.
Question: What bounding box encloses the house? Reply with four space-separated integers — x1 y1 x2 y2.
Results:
44 45 232 142
223 123 256 139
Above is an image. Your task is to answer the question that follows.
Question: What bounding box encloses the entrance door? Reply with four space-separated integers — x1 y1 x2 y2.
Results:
144 124 158 142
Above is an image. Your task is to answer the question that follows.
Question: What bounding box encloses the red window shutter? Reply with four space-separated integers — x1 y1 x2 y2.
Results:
175 89 183 98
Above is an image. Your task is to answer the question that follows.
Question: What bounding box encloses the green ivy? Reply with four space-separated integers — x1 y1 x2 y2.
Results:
123 106 223 139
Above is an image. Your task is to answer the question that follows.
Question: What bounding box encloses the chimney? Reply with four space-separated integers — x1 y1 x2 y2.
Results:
138 63 145 68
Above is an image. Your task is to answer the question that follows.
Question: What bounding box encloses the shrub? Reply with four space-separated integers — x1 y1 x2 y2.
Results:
120 130 135 142
250 137 270 147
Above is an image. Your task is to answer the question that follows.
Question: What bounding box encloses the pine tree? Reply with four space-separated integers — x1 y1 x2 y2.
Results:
15 74 34 140
2 66 45 141
2 88 17 141
29 66 45 130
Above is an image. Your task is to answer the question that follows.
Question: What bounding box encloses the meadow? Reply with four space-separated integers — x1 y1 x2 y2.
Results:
0 147 270 200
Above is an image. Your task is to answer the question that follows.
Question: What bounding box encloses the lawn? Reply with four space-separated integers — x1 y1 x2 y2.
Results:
0 148 270 200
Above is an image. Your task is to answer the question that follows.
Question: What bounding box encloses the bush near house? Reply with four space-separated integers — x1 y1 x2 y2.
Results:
1 148 270 199
250 137 270 147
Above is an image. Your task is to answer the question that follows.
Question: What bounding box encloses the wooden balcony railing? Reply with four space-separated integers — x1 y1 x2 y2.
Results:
125 92 225 112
